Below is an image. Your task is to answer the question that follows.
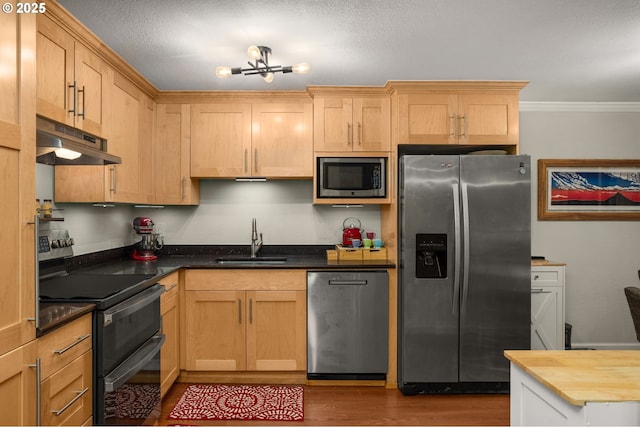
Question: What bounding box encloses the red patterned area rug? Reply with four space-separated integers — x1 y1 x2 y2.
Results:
168 384 304 421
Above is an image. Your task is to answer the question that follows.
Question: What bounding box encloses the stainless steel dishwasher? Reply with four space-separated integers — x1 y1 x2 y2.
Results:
307 270 388 380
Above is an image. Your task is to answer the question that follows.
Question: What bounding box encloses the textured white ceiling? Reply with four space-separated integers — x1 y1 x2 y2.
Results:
57 0 640 101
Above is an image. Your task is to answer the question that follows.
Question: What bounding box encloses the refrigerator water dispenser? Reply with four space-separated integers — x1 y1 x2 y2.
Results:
416 234 447 278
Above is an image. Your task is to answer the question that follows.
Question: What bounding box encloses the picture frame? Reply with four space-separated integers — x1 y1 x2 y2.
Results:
538 159 640 221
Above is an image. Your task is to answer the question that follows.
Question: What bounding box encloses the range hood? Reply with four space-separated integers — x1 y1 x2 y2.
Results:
36 116 122 165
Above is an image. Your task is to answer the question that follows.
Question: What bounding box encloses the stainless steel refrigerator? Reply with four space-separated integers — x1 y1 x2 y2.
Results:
398 153 531 395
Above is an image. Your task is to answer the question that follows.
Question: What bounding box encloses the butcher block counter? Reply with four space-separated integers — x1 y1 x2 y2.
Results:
505 350 640 426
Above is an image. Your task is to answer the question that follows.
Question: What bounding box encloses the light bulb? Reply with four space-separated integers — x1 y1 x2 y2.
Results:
292 63 311 74
216 66 232 78
55 148 81 160
247 45 261 60
263 72 274 83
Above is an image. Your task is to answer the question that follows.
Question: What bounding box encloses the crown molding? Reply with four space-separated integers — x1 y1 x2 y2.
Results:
520 102 640 112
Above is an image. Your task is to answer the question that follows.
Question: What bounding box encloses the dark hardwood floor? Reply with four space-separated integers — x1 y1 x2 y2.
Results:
158 383 510 426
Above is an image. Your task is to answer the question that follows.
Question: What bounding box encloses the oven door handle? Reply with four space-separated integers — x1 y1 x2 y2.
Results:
103 334 165 393
103 284 164 327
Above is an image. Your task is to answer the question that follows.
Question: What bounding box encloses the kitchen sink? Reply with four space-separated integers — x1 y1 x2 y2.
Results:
214 256 287 265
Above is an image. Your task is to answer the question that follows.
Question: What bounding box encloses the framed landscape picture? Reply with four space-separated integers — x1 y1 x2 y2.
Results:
538 159 640 220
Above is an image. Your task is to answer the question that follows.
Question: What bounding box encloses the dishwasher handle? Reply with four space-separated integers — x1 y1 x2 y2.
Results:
329 279 368 286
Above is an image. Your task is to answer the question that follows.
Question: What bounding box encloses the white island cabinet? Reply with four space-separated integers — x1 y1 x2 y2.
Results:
531 261 565 350
506 350 640 426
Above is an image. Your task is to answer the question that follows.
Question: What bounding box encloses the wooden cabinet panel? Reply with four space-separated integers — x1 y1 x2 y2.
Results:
247 290 306 371
190 103 251 177
0 8 36 356
0 341 37 426
252 103 313 177
155 104 199 205
159 273 180 397
40 350 92 427
185 290 246 371
184 270 306 372
313 95 390 152
36 15 107 136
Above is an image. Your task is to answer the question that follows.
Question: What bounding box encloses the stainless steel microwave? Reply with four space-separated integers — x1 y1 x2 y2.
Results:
317 157 387 198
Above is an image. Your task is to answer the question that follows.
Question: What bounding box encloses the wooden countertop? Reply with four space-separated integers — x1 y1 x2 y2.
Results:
531 259 566 266
505 350 640 405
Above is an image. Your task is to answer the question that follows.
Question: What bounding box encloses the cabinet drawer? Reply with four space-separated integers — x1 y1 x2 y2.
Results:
531 269 561 285
185 269 306 291
41 350 92 426
159 272 179 304
38 314 92 380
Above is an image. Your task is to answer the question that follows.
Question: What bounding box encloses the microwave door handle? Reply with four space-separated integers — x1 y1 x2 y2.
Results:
103 285 163 327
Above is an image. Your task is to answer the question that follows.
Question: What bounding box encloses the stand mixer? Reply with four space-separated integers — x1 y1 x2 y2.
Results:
131 217 164 261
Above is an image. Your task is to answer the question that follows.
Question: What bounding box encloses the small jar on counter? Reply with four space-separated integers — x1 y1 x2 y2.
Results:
41 199 53 218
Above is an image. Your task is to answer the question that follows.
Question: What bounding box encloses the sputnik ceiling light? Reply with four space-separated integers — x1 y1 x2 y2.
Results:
216 45 310 83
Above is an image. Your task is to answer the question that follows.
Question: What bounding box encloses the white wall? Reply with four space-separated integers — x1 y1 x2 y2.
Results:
37 164 381 254
520 103 640 349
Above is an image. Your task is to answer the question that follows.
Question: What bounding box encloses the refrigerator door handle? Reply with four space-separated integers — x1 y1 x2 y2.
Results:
460 182 471 317
452 183 461 315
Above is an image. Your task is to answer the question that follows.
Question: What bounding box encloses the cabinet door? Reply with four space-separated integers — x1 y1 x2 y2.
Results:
159 273 179 398
190 104 251 177
458 94 519 146
36 14 75 126
398 93 458 145
185 291 245 371
105 72 147 203
313 97 353 152
246 291 306 371
73 43 108 136
352 97 390 151
0 9 36 355
252 103 313 177
0 342 37 426
155 104 199 205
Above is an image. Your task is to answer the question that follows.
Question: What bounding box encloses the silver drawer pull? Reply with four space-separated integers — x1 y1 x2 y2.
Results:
164 283 177 292
52 387 89 416
54 334 91 355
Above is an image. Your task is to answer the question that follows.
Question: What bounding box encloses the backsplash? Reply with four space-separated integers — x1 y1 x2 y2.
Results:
37 164 381 256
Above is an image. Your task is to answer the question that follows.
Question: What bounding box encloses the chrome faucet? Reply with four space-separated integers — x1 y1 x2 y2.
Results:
250 218 263 257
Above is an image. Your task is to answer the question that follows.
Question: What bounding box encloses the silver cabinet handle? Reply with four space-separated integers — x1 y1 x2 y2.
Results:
357 122 362 145
249 298 253 324
77 85 86 119
244 149 248 174
68 81 76 116
450 115 457 136
531 288 551 294
181 177 186 200
28 215 40 328
53 334 91 355
29 358 41 426
460 114 467 137
254 148 258 174
238 299 242 324
109 166 117 194
52 388 89 416
347 122 351 145
164 283 177 292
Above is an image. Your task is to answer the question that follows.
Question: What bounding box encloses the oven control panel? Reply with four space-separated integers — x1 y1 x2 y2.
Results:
38 229 74 261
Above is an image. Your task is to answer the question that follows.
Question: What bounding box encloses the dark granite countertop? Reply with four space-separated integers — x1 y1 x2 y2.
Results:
68 244 395 278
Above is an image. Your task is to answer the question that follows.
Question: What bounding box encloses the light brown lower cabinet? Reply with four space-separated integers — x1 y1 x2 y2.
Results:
184 270 306 372
37 313 93 426
0 341 38 426
159 272 180 398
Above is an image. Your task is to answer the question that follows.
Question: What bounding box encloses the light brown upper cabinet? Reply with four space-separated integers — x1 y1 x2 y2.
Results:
36 14 108 136
311 92 390 152
190 100 313 178
55 71 155 204
390 81 528 148
155 104 199 205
